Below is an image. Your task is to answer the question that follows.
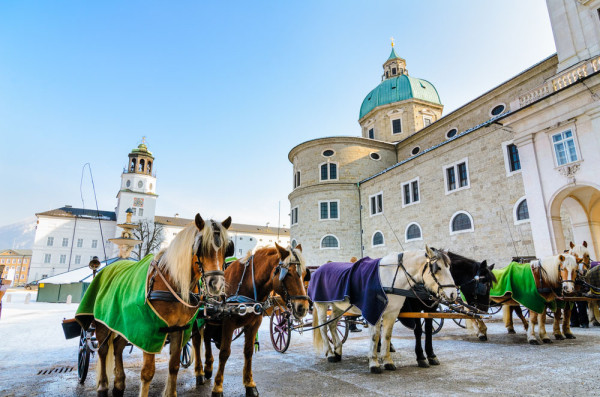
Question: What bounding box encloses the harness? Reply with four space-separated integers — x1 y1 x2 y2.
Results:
531 259 570 296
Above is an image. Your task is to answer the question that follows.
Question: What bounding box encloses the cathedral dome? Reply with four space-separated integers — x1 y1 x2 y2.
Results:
359 75 441 120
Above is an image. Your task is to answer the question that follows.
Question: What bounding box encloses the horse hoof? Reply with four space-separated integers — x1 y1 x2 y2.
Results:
384 363 396 371
246 386 259 397
507 329 516 334
97 391 108 397
211 392 223 397
554 334 565 341
417 359 430 368
196 375 205 386
370 366 382 374
327 353 341 362
112 389 124 397
565 333 576 339
478 335 488 341
428 356 440 366
542 338 553 344
529 339 541 345
204 370 213 379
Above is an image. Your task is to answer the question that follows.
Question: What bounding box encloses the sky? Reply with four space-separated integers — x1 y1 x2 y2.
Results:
0 1 557 229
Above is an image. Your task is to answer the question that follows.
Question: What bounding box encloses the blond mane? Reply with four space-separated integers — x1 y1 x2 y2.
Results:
539 254 577 284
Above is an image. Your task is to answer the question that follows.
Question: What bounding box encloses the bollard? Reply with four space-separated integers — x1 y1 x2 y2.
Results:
66 295 72 304
24 293 31 304
5 294 11 303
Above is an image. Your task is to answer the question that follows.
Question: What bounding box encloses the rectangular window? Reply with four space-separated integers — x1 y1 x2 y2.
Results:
368 128 374 139
507 144 521 172
446 168 456 191
458 162 468 187
320 162 338 181
321 164 328 180
92 240 98 249
319 201 339 220
423 116 432 127
62 238 69 247
402 178 420 207
294 171 301 189
77 238 83 248
59 254 66 264
44 254 51 264
17 259 21 264
75 255 81 265
139 208 144 216
444 158 470 193
0 259 3 264
392 119 402 134
131 208 137 215
47 237 54 246
369 193 383 215
291 207 298 225
12 259 16 264
329 163 337 179
552 130 578 166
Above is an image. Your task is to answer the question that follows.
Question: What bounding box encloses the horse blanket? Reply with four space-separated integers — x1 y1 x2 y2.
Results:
490 262 556 314
76 254 199 354
307 257 387 326
586 266 600 295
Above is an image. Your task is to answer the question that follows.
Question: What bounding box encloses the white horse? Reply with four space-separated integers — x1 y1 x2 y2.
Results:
312 246 457 373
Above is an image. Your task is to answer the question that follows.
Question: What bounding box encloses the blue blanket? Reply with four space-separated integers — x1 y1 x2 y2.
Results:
307 257 388 326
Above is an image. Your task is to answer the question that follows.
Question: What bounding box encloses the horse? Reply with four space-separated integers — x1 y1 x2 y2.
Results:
76 213 232 397
310 246 457 373
198 243 309 397
400 251 495 368
552 241 592 338
485 254 578 344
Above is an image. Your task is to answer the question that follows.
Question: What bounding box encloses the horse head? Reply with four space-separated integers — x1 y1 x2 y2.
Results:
273 243 309 319
422 245 457 302
569 241 591 271
193 213 232 297
558 254 578 295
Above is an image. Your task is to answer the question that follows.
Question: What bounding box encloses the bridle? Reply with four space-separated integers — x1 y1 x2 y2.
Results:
457 263 491 306
274 249 310 313
422 253 456 301
195 221 226 297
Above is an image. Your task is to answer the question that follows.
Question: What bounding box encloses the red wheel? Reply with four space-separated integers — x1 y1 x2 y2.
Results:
270 307 291 353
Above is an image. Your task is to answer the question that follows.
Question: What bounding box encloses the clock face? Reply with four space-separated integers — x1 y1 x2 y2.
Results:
138 181 143 189
126 180 131 188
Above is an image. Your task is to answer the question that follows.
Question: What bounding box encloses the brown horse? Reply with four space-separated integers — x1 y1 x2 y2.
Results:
196 243 309 397
91 214 232 397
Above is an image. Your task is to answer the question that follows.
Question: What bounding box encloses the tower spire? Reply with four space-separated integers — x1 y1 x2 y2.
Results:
382 39 407 80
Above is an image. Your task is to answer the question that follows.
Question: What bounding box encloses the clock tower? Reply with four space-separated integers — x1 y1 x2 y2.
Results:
114 139 158 235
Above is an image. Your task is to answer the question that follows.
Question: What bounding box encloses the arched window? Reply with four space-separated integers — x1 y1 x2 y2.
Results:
320 235 339 249
130 158 136 173
405 223 422 241
372 231 384 247
450 212 474 234
147 161 152 174
139 159 145 172
514 197 530 224
320 162 338 181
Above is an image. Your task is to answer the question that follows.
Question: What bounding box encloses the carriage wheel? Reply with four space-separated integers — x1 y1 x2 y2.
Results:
488 304 502 315
327 317 349 344
421 318 444 335
270 307 291 353
546 307 554 319
180 340 193 368
452 318 467 328
78 329 90 384
521 306 530 318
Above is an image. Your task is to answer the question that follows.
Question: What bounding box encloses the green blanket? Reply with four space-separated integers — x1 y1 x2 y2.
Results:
76 254 199 354
491 262 556 314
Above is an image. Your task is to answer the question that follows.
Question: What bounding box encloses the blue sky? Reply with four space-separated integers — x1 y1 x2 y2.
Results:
0 1 556 228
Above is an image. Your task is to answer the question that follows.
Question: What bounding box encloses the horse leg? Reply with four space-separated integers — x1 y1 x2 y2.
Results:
211 322 235 397
414 319 427 368
527 311 540 345
503 306 515 333
316 304 335 360
163 330 183 397
538 309 552 343
553 307 565 340
112 336 128 397
327 306 344 361
380 312 396 371
563 304 576 339
204 326 215 380
242 319 261 397
192 325 205 385
139 353 156 397
95 324 112 397
424 318 439 365
514 306 529 331
474 317 488 340
368 318 382 373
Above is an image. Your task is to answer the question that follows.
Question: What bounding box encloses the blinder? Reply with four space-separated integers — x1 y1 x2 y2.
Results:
225 240 235 258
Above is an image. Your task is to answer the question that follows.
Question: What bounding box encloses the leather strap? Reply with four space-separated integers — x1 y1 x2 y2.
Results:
149 261 200 309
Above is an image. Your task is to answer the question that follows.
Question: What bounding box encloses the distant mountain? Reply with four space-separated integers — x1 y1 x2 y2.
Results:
0 217 36 250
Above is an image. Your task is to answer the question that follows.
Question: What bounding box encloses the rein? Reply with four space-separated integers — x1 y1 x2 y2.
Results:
147 260 201 309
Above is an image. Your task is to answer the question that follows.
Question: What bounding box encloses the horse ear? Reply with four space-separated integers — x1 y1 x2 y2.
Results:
570 241 575 249
583 241 588 248
195 214 205 231
559 254 565 262
221 216 232 230
275 242 289 260
489 263 495 271
425 245 434 258
481 260 487 268
295 244 302 252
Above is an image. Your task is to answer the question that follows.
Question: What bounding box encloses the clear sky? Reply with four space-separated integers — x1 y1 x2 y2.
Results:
0 1 556 228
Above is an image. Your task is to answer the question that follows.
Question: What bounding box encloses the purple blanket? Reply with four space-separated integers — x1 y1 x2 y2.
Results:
591 261 599 269
308 257 388 326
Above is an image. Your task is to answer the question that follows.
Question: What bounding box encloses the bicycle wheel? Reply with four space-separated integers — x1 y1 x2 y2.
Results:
270 307 291 353
78 329 90 384
180 340 193 368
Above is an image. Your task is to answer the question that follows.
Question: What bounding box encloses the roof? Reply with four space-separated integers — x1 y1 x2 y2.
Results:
155 215 290 236
39 257 127 284
0 249 32 256
36 207 116 221
359 75 442 120
387 47 402 61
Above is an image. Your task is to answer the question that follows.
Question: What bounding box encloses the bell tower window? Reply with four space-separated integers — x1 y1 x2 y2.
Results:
392 67 397 75
130 159 136 173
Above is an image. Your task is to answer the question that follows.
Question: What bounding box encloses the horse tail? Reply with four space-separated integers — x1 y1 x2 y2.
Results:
312 304 324 353
96 334 115 388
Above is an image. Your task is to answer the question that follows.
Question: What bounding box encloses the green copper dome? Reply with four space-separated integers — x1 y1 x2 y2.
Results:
359 75 441 120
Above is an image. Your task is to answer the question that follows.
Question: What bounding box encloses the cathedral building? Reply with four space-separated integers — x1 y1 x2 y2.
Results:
288 0 600 268
28 142 289 282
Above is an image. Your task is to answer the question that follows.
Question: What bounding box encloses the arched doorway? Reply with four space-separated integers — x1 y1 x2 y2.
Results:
549 184 600 259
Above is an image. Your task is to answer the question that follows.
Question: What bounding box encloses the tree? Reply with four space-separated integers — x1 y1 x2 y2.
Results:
132 219 165 260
